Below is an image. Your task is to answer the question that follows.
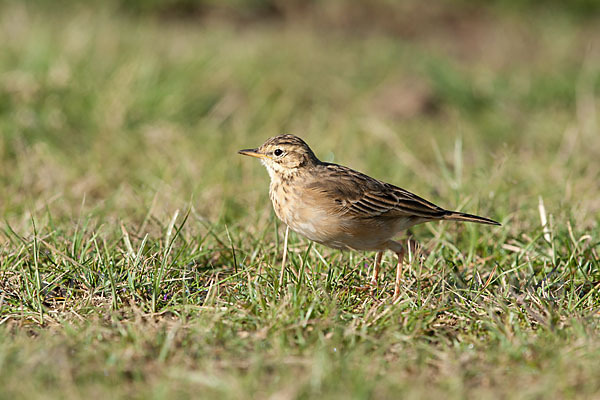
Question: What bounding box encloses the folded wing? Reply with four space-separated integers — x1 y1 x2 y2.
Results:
305 163 449 220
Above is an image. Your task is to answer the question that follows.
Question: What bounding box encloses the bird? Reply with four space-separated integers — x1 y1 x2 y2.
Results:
239 134 500 299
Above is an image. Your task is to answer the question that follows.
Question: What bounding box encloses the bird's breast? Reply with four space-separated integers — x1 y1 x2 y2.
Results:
269 178 336 244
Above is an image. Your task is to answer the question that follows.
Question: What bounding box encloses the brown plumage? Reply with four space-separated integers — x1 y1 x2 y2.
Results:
239 134 500 299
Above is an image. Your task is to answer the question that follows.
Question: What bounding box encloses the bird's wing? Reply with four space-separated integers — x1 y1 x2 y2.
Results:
304 163 448 220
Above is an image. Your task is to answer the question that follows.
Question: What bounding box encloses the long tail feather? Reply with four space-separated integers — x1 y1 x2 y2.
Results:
443 211 501 226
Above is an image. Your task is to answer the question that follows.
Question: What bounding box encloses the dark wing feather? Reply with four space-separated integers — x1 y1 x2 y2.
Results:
305 163 448 220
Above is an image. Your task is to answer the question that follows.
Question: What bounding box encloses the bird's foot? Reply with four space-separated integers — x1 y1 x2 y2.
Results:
392 286 402 302
353 280 381 298
353 282 377 292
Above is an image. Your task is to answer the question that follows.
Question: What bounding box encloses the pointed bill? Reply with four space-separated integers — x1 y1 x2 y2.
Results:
238 148 265 159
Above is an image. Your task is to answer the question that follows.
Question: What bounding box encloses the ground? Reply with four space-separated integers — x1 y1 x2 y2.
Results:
1 1 599 398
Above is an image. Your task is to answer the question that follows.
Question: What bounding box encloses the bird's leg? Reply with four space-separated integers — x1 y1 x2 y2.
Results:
393 247 407 300
384 240 406 300
392 239 419 300
370 251 383 286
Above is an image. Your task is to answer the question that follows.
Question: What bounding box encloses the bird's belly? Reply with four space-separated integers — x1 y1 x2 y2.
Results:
291 219 398 251
277 203 336 244
337 217 417 250
275 202 415 251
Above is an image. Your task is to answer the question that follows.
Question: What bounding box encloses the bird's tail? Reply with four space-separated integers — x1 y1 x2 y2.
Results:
443 211 501 226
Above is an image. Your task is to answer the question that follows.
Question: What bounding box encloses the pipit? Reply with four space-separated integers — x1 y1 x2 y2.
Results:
239 134 500 299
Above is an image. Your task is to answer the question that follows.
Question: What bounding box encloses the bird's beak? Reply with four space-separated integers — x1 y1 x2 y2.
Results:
238 148 265 159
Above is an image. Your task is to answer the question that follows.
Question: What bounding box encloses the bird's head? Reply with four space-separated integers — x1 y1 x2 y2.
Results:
238 134 319 179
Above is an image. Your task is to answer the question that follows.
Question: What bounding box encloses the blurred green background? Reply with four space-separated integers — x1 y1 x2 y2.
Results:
1 0 598 229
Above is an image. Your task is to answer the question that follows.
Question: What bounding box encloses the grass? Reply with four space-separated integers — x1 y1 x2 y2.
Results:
1 2 600 398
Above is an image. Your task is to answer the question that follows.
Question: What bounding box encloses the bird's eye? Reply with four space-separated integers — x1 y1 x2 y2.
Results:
273 149 283 157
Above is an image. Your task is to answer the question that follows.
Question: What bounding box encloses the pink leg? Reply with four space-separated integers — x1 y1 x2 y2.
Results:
385 239 419 300
393 248 407 300
370 251 383 286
